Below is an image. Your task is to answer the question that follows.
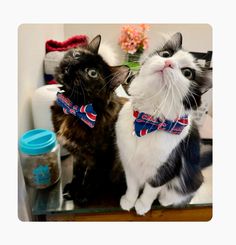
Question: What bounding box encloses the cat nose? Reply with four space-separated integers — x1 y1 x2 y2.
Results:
164 60 173 69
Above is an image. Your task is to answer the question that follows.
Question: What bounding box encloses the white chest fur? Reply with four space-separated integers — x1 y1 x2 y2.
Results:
116 101 191 185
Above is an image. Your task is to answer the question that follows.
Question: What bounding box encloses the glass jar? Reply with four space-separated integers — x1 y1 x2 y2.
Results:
19 128 61 189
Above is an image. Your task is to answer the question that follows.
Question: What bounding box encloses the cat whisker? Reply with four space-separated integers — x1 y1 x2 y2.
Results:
79 80 86 104
170 83 194 148
177 80 200 105
97 78 115 94
180 80 200 98
162 76 186 129
166 82 176 118
162 77 189 134
153 73 178 119
188 90 199 110
133 81 167 103
171 79 191 115
138 79 171 132
97 70 124 94
101 71 118 81
151 81 171 119
68 84 75 98
106 69 125 81
181 84 199 111
167 75 197 113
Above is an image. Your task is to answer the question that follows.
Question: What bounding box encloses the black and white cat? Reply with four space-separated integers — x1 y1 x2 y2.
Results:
115 32 212 215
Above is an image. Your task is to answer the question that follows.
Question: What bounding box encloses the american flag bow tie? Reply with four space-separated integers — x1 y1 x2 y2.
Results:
133 110 188 137
56 92 97 128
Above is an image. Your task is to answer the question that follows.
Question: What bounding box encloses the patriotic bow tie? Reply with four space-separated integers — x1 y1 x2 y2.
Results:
133 110 188 137
56 92 97 128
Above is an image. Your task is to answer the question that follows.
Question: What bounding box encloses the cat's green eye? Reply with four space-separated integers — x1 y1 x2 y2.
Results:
85 68 98 78
158 50 172 58
181 68 194 80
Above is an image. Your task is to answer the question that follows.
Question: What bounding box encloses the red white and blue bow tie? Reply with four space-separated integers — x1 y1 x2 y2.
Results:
133 110 188 137
56 92 97 128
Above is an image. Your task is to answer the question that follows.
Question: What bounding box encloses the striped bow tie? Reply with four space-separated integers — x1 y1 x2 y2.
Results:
133 110 188 137
56 92 97 128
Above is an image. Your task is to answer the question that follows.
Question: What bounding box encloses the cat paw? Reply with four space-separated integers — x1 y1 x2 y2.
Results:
63 183 73 200
120 195 136 211
134 199 151 215
63 181 90 206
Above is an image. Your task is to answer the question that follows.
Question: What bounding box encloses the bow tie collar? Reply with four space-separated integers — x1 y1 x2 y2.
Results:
133 110 188 137
56 92 97 128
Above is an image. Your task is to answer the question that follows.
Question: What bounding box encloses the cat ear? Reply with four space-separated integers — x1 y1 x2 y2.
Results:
163 32 183 51
109 65 130 90
88 35 101 54
172 32 183 48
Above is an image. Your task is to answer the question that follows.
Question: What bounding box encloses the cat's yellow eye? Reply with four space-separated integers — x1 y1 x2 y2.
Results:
86 68 98 78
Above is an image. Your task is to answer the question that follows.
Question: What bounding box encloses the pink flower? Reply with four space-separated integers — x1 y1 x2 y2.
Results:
119 24 150 54
140 24 150 31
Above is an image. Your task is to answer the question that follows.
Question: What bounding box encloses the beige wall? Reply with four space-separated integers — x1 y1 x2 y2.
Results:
18 24 64 221
64 24 212 63
148 24 212 52
18 24 64 136
64 24 125 62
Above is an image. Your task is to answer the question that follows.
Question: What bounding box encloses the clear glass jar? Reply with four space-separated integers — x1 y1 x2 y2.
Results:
19 129 61 189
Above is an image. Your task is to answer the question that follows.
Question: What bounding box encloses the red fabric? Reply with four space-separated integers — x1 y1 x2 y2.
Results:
46 35 88 53
47 80 58 85
133 110 139 118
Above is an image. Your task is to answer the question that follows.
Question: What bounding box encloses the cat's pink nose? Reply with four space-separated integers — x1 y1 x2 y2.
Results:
164 60 173 69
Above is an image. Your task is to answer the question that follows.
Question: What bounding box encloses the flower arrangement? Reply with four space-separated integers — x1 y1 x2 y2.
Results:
119 24 150 70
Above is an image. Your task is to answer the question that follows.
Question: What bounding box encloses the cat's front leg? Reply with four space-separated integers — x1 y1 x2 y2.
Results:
120 172 139 211
135 183 161 215
63 154 99 206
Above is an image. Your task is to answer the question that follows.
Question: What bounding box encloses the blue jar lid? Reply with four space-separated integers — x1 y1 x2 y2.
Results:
19 128 57 155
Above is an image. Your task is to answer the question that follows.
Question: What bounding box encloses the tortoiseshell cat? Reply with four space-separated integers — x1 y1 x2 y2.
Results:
51 35 129 205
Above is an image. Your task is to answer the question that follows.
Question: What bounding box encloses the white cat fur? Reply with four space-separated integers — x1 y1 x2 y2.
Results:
116 42 201 215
